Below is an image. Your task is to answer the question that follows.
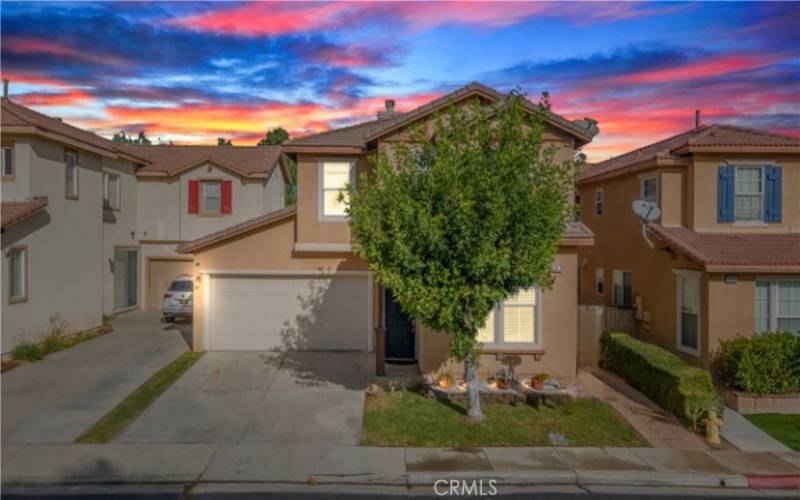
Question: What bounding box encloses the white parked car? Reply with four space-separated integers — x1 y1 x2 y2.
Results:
162 274 193 322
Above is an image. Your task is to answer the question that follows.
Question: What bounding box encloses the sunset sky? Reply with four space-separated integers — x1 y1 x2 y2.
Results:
1 1 798 161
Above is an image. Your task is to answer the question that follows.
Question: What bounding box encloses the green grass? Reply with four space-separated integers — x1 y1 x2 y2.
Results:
11 341 43 362
745 414 800 451
362 390 649 447
75 351 204 444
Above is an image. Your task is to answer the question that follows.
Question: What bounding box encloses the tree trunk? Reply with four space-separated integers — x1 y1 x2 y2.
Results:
464 356 483 421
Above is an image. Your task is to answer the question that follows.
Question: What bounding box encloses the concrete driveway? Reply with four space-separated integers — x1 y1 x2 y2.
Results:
1 311 189 444
118 351 375 445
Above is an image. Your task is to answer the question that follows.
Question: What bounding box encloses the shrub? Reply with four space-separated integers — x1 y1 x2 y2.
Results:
42 334 66 354
716 332 800 395
12 341 43 362
600 331 722 428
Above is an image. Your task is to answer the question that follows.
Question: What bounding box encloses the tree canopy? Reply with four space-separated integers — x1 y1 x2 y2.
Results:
217 137 233 146
112 130 151 145
258 127 289 146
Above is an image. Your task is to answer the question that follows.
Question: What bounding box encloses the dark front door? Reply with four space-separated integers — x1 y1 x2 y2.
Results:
385 288 415 361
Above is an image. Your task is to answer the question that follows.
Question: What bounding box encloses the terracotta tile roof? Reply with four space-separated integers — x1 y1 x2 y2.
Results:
177 205 297 253
1 98 148 162
123 144 283 178
647 223 800 272
287 82 597 149
1 197 48 229
580 124 800 183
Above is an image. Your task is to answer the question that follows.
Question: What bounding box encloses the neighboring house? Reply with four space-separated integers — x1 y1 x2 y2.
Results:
577 124 800 368
1 97 148 350
0 97 288 353
177 82 597 385
122 145 287 310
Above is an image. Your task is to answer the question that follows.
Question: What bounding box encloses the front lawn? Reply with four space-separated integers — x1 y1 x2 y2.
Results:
362 390 649 447
745 414 800 451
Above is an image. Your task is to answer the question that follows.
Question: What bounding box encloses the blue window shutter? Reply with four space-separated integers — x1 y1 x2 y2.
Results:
717 166 735 223
764 166 783 223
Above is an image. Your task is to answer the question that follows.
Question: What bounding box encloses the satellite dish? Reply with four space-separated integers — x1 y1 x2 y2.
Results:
632 200 661 222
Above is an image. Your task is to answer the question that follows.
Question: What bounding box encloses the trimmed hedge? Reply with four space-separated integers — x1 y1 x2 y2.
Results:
716 332 800 395
600 331 722 428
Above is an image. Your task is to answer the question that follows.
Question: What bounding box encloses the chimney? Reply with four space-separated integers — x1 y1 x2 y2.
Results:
3 79 8 99
377 99 396 119
695 109 701 129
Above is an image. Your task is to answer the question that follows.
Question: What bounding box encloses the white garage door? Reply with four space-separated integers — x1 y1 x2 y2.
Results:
207 274 371 351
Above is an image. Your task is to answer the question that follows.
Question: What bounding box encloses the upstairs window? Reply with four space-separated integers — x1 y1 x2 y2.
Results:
2 145 13 179
319 160 354 219
65 150 78 199
103 173 120 210
734 166 763 222
641 176 658 202
594 189 604 215
201 180 221 214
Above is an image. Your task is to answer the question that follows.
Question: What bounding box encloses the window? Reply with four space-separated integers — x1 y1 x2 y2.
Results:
2 146 13 179
676 271 701 355
319 160 354 218
65 150 78 199
8 246 27 303
103 173 120 209
477 287 540 348
755 280 800 336
201 180 221 214
594 189 603 215
734 166 763 221
641 176 657 202
596 268 605 295
612 270 632 307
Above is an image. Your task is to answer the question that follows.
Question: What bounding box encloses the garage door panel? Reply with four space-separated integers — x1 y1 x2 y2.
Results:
208 275 369 352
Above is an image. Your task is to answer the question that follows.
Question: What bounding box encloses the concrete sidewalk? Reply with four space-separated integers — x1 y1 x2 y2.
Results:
3 444 799 490
722 408 792 452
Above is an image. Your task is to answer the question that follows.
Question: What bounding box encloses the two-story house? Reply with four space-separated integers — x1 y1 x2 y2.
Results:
175 82 598 385
577 124 800 368
1 96 288 353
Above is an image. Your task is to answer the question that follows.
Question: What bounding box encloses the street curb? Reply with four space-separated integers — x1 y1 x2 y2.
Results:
746 475 800 489
576 471 748 488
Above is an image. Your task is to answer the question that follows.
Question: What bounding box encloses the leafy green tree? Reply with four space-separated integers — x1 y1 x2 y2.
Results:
112 130 151 145
258 127 289 146
347 91 577 420
217 137 232 146
137 131 151 145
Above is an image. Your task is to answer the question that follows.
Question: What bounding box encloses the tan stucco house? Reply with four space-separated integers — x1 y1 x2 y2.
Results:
176 82 597 384
577 124 800 368
1 97 288 353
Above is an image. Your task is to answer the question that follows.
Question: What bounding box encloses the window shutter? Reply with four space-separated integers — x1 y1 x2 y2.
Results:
188 180 199 214
717 166 735 223
221 180 232 214
764 166 782 223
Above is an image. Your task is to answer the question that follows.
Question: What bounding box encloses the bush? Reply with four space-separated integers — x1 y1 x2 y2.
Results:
12 341 43 362
600 331 722 430
716 332 800 395
42 334 66 354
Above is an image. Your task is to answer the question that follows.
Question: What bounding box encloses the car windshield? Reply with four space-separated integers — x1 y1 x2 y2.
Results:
168 281 193 292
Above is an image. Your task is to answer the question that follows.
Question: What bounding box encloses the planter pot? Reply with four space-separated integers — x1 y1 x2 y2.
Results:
496 380 512 390
531 378 544 390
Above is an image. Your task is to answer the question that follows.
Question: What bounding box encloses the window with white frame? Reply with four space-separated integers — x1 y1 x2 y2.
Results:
594 189 603 215
201 180 221 214
755 280 800 336
2 146 13 178
103 173 120 209
676 271 701 354
8 246 27 303
734 166 763 222
476 287 540 348
612 270 632 306
65 150 78 199
641 176 657 202
596 268 605 295
319 160 354 218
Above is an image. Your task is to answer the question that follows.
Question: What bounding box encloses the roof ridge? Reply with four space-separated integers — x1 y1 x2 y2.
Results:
591 126 707 167
706 123 800 142
288 115 393 143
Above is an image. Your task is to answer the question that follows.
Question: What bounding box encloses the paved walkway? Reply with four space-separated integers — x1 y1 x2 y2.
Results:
1 310 188 444
577 369 707 450
722 408 792 452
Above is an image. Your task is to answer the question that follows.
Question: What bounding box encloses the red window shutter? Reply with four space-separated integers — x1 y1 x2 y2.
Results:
188 180 199 214
221 180 232 214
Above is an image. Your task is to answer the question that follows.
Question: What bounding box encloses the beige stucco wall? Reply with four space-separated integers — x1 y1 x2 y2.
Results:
691 153 799 232
1 135 105 352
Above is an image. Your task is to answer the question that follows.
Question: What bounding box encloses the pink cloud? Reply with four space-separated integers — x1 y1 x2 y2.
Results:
3 36 128 67
614 55 775 85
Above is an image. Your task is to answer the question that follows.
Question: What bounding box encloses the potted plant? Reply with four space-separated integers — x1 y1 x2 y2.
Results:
437 372 454 389
531 373 549 390
495 367 515 390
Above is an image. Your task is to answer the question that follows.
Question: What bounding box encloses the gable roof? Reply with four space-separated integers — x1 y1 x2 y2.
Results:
579 124 800 184
123 144 285 179
1 98 148 163
176 205 297 253
286 82 598 151
1 197 48 230
647 223 800 273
